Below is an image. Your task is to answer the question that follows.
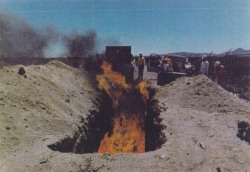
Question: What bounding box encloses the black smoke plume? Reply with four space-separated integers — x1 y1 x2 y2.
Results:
66 31 97 57
0 12 48 58
0 11 97 58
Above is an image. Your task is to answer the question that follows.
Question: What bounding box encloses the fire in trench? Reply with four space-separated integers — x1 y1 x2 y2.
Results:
96 61 149 154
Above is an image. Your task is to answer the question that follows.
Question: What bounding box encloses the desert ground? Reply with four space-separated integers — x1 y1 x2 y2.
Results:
0 60 250 172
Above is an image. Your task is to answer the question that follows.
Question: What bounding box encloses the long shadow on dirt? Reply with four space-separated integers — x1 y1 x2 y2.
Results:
237 121 250 145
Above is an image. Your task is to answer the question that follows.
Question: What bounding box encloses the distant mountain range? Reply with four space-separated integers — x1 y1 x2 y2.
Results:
223 48 250 55
167 48 250 57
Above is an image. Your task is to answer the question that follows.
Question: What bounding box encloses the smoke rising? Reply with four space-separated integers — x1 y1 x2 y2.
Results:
0 11 98 58
66 31 96 57
0 12 47 57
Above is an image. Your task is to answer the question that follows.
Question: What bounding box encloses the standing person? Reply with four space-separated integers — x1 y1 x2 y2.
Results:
161 55 173 72
199 55 209 76
137 54 145 80
131 58 136 79
213 61 226 84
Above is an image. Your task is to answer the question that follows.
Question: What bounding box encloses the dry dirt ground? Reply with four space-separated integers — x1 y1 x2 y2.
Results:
1 61 250 172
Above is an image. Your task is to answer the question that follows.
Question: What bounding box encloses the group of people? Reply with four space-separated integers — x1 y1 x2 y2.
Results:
134 54 174 80
199 55 226 83
132 53 226 84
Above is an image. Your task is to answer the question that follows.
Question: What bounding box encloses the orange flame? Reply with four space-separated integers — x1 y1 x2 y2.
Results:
98 113 145 154
96 61 149 154
96 61 131 93
96 61 131 108
137 81 149 100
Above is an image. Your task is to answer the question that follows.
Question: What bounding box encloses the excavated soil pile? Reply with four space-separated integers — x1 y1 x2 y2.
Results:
0 61 99 171
1 62 250 172
153 75 250 172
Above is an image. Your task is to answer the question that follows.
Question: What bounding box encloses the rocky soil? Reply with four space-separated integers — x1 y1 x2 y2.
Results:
0 62 250 172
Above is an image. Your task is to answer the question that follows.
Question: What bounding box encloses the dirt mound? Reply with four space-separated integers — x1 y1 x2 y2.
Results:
0 61 99 171
157 74 249 113
153 74 250 171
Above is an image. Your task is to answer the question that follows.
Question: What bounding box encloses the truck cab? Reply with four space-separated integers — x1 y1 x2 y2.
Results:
106 46 134 83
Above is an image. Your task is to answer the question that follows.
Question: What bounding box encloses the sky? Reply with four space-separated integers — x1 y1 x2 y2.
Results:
0 0 250 55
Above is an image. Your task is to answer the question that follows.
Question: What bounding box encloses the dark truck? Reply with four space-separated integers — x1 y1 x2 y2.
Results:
147 53 195 85
106 46 134 83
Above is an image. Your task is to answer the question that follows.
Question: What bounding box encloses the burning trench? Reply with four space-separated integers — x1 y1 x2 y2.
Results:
48 62 166 154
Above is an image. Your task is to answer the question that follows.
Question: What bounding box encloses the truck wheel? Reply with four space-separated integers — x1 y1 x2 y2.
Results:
186 70 193 76
157 73 163 86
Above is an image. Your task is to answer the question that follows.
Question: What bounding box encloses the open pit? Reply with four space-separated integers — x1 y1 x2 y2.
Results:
47 87 166 154
48 62 166 154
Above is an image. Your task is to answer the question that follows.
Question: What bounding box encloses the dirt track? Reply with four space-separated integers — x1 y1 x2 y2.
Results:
0 61 250 172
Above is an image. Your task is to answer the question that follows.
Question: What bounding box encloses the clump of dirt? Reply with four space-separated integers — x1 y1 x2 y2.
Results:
18 67 25 75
